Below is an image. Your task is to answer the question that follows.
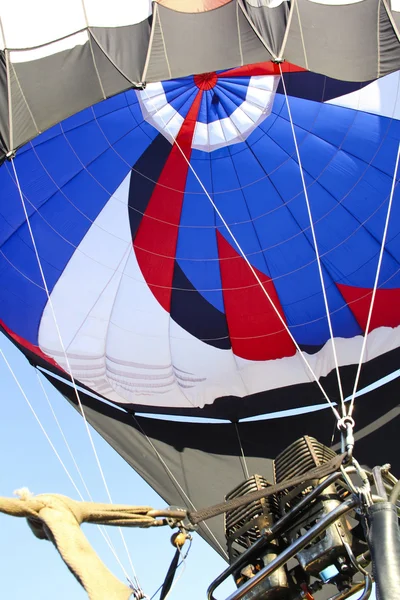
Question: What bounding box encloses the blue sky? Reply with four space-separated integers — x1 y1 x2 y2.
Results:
0 332 375 600
0 332 235 600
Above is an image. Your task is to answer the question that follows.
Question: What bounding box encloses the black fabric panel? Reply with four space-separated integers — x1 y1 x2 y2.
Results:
170 262 231 351
5 309 400 421
46 371 399 472
47 371 399 560
277 71 372 103
128 133 171 240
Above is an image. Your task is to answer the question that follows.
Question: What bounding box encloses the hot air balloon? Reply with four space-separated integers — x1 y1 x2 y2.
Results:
1 1 400 599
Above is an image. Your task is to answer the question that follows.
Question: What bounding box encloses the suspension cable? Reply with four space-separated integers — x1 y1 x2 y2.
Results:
141 86 341 422
348 142 400 418
278 63 345 417
9 157 142 593
0 347 133 582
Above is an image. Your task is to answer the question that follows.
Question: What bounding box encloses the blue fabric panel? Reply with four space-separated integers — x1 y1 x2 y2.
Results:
177 157 225 312
0 92 154 344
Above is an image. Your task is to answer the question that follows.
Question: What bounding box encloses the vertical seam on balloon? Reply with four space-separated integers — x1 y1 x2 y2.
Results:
34 369 134 582
233 422 250 479
8 59 41 137
377 0 382 80
294 0 309 72
130 413 229 559
157 9 172 81
87 33 107 100
236 1 244 66
141 2 157 83
134 89 203 405
236 0 277 60
63 242 131 356
278 0 295 60
87 29 141 87
0 349 134 585
9 157 142 590
279 63 345 413
381 0 400 42
0 17 11 152
348 141 400 418
5 49 13 152
80 0 106 100
142 81 341 421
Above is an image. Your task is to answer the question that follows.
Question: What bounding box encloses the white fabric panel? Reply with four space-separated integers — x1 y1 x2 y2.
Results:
140 75 279 152
327 72 400 120
10 31 89 64
0 0 86 49
307 0 365 4
235 327 400 398
38 176 133 399
38 170 400 409
83 0 152 27
168 319 248 407
0 0 151 50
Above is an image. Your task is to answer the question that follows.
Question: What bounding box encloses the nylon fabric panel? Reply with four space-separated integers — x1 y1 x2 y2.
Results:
11 41 105 150
379 1 400 77
284 0 380 81
90 24 151 85
53 372 400 557
216 230 296 360
241 0 290 58
0 0 152 48
145 3 263 82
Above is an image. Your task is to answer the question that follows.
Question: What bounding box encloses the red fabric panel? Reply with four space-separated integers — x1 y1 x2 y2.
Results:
337 283 400 332
217 231 295 360
218 62 306 78
0 318 59 368
134 90 203 312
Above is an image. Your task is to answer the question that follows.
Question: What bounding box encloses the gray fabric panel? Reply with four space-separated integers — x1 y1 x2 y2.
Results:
146 2 264 82
55 370 399 560
0 52 10 156
90 21 150 84
379 2 400 77
284 0 380 82
242 1 289 58
77 404 269 558
9 61 39 153
11 42 104 150
237 3 274 64
89 35 133 97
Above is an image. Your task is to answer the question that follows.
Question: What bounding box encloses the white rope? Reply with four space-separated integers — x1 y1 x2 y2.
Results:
141 86 341 422
278 63 345 417
0 348 132 581
131 415 228 559
9 157 142 593
234 422 250 480
35 371 94 500
0 348 85 498
348 142 400 418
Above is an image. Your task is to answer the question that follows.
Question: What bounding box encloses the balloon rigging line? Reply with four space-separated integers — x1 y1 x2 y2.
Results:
348 141 400 418
131 414 228 559
9 158 142 593
35 371 136 582
234 422 250 480
278 63 345 417
141 87 341 423
150 542 192 600
0 348 132 582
